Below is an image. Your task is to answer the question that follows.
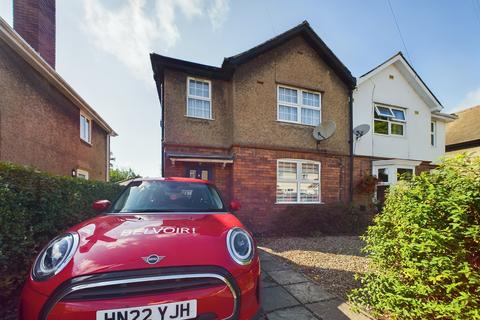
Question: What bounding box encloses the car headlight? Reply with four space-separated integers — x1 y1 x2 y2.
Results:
32 232 79 281
226 228 254 265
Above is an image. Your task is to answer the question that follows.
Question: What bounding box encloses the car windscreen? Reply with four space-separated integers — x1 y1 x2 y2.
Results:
110 181 226 213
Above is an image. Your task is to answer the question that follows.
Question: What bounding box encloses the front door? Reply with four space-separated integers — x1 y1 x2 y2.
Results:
185 164 213 181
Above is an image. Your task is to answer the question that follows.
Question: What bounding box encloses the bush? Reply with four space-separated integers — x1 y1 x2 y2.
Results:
349 155 480 319
0 162 123 305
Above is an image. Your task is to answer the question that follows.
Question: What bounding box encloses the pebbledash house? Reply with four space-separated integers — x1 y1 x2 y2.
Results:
150 21 356 233
150 22 455 233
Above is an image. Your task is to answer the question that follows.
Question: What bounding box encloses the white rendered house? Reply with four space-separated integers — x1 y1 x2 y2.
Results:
353 52 456 188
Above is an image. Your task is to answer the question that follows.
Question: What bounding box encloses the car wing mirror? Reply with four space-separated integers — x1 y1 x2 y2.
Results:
92 200 111 213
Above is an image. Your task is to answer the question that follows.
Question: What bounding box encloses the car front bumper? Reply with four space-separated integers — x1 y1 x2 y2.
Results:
20 265 260 320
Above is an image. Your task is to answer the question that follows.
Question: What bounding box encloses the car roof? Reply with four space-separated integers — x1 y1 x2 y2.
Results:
129 177 211 184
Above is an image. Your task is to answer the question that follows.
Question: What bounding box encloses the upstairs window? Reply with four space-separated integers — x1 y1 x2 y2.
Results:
277 85 321 126
80 113 91 143
431 121 436 146
187 77 212 119
276 160 321 203
373 104 406 136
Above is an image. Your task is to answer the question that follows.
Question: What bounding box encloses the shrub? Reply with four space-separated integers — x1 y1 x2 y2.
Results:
349 155 480 319
0 162 123 305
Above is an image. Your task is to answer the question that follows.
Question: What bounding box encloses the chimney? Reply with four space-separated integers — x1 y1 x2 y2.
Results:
13 0 56 68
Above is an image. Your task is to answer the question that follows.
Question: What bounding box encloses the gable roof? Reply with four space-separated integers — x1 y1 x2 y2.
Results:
151 21 356 88
446 105 480 146
0 17 116 136
358 52 443 112
222 21 355 88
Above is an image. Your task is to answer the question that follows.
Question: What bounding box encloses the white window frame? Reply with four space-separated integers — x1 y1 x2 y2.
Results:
373 104 406 137
373 163 416 186
76 169 89 180
80 113 92 144
186 77 212 120
430 121 436 146
277 85 322 126
276 159 321 204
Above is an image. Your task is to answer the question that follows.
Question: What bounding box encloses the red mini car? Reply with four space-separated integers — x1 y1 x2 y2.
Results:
20 177 261 320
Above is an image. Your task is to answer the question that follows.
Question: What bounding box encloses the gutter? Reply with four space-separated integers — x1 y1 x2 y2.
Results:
431 111 458 122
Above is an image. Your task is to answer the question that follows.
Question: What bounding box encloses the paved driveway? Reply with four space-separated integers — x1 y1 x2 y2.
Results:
258 249 372 320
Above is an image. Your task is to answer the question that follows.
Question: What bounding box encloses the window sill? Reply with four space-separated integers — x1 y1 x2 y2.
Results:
275 201 324 205
80 138 92 147
276 120 317 128
373 133 406 139
184 115 214 121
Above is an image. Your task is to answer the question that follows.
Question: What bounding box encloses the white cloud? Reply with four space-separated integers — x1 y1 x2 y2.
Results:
82 0 229 82
454 87 480 112
209 0 230 30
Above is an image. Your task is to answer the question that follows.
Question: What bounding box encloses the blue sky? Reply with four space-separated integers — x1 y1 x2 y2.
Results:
1 0 479 176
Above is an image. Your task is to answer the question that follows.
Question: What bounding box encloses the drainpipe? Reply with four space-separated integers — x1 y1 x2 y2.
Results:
151 58 165 177
349 89 354 204
106 133 111 181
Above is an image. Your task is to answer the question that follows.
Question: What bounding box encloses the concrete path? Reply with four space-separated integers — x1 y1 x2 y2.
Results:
258 249 372 320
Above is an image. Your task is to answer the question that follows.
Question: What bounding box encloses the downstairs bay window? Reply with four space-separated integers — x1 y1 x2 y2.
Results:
372 160 419 203
276 160 321 203
372 160 419 186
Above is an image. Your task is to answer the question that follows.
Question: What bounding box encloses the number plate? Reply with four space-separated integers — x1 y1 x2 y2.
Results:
96 300 197 320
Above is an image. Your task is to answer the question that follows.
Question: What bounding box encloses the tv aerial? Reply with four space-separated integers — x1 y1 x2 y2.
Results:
312 120 336 141
353 124 370 140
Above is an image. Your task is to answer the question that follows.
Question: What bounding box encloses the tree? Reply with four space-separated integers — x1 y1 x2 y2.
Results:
109 167 140 183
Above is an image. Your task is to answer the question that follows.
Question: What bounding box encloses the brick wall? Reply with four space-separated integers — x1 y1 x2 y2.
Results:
163 144 351 233
13 0 56 68
231 146 350 233
0 33 108 181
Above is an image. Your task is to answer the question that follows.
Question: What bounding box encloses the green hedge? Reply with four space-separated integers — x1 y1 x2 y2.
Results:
0 162 123 303
349 155 480 319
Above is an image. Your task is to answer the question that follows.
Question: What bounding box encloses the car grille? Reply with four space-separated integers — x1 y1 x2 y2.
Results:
40 266 240 320
62 276 225 301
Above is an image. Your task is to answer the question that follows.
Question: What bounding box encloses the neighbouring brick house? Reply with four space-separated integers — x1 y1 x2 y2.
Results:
151 22 356 233
0 0 116 181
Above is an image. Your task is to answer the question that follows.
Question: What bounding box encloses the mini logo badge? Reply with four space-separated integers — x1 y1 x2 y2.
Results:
142 254 165 265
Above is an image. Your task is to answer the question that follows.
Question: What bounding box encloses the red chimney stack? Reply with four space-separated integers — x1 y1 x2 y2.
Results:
13 0 56 68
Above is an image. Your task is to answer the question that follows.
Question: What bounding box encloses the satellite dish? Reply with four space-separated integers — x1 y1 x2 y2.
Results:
313 120 336 141
353 124 370 140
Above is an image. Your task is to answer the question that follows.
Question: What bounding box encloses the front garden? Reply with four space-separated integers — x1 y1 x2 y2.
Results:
262 155 480 320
